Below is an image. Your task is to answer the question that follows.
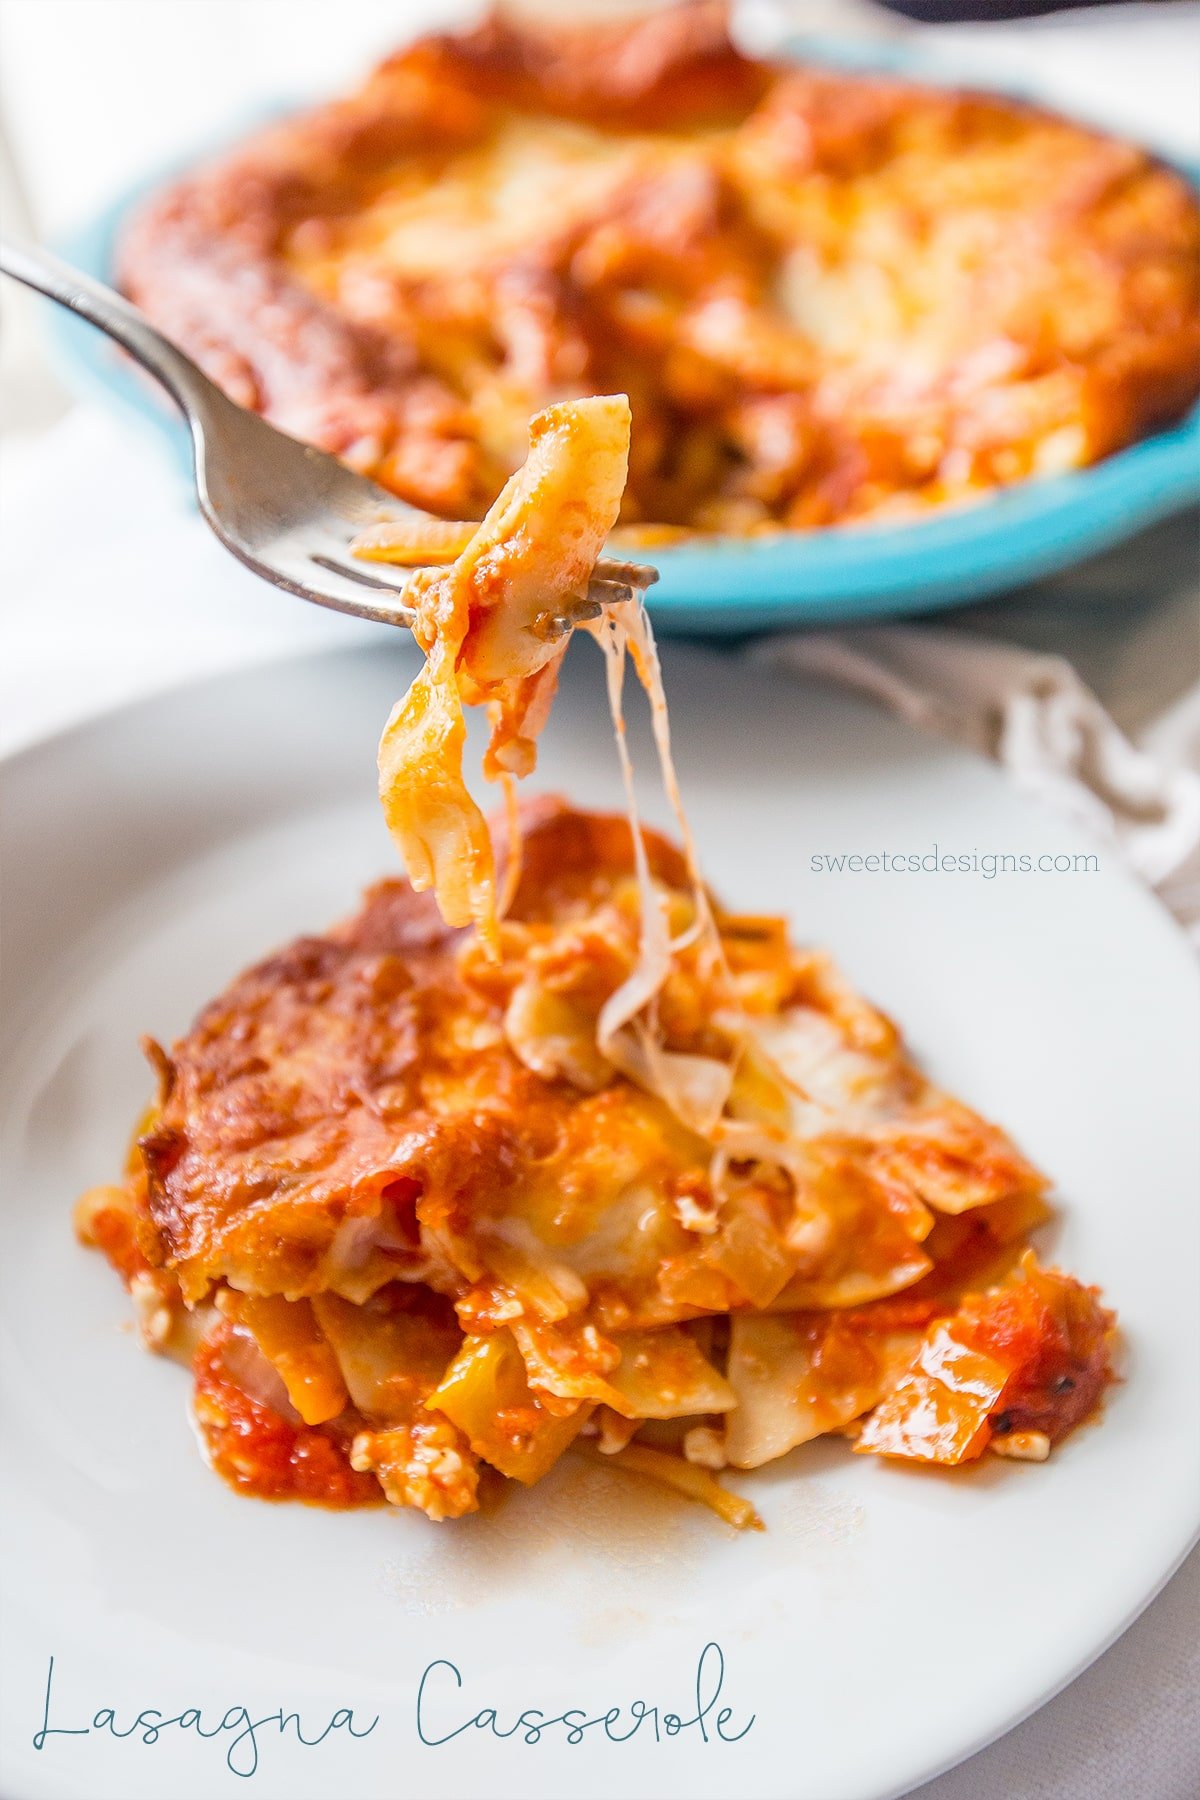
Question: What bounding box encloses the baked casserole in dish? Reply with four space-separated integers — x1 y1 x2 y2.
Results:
116 2 1200 538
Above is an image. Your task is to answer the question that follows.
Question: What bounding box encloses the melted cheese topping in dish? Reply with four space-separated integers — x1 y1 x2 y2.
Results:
78 396 1115 1527
117 3 1200 534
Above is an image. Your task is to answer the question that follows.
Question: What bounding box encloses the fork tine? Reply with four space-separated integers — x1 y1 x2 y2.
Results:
308 552 416 594
586 579 636 607
305 538 654 635
596 559 659 590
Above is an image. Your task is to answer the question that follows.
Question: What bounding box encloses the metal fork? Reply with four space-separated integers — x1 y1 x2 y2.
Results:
0 238 656 634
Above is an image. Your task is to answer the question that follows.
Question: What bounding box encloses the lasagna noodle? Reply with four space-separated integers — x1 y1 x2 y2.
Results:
377 394 630 945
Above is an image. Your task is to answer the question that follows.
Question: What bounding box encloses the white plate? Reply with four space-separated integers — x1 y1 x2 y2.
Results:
1 642 1197 1800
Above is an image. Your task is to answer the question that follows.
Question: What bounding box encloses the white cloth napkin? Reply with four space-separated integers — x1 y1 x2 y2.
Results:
757 626 1200 945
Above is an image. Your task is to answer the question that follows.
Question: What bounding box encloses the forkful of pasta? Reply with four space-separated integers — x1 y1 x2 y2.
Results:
0 238 655 639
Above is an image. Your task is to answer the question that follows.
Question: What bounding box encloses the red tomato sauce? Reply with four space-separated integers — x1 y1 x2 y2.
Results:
953 1264 1115 1442
192 1323 380 1509
88 1202 152 1288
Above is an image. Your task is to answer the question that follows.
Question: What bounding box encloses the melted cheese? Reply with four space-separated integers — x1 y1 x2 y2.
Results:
333 115 664 278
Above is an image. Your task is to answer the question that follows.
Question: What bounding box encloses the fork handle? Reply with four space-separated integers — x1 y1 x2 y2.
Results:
0 235 226 425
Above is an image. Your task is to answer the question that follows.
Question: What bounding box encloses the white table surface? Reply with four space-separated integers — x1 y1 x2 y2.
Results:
1 7 1198 1800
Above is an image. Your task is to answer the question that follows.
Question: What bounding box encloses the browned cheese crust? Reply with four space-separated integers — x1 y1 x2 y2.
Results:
118 3 1200 531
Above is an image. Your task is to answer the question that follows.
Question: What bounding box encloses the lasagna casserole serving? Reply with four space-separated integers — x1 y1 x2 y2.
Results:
78 396 1116 1527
